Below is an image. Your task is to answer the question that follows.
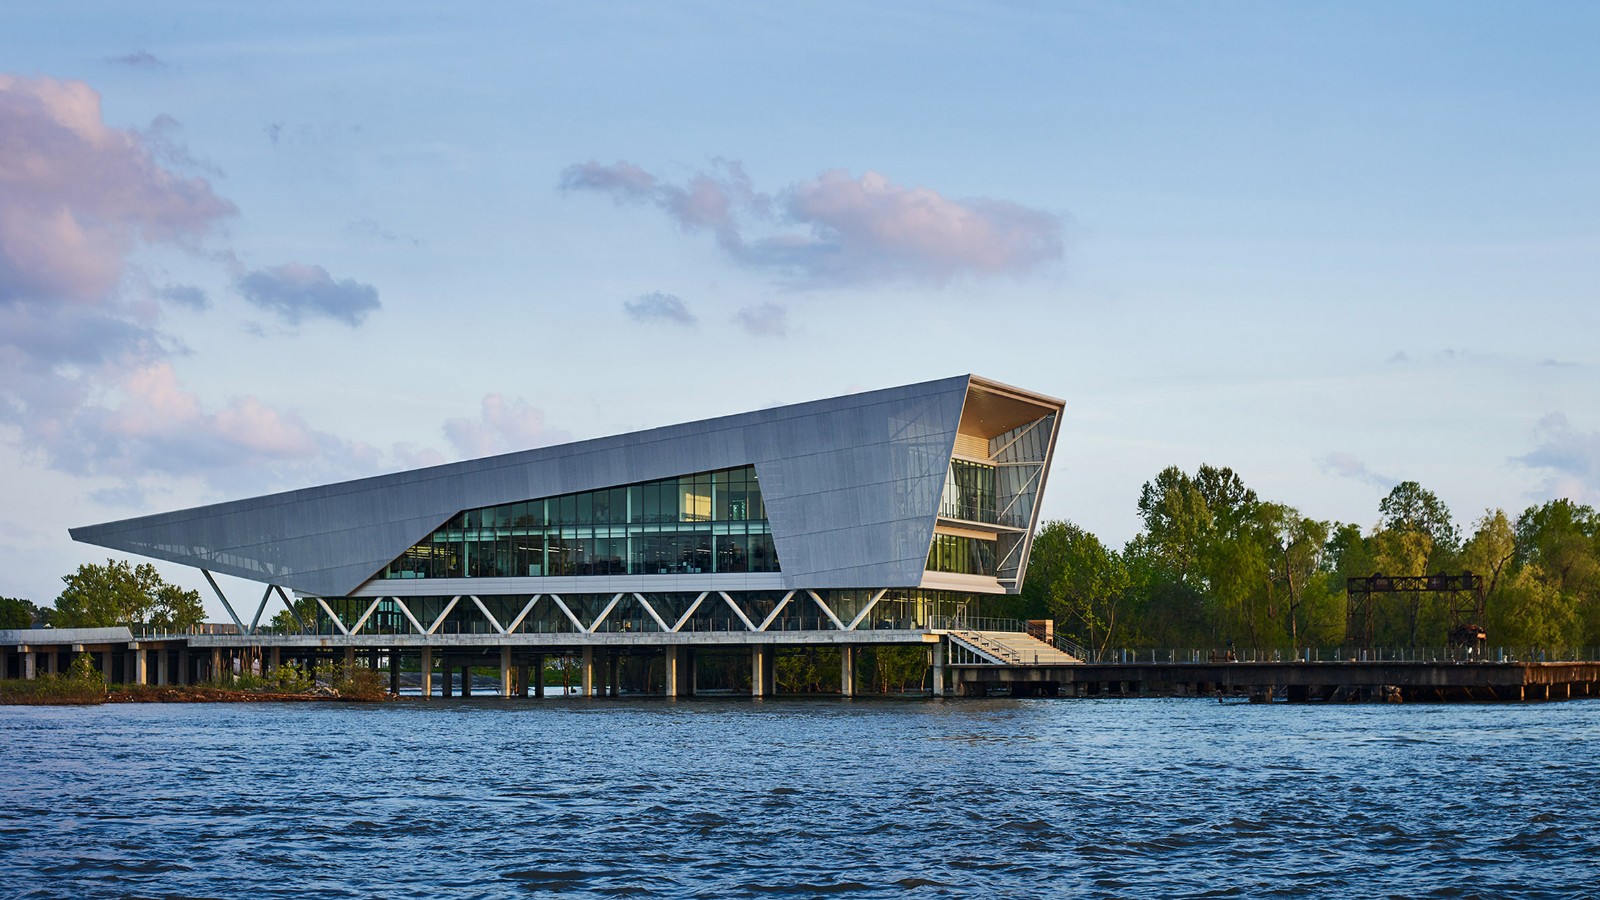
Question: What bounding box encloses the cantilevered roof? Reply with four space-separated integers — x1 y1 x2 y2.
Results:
71 375 1062 597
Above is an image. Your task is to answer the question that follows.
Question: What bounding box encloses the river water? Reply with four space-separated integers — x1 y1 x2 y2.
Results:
2 696 1596 898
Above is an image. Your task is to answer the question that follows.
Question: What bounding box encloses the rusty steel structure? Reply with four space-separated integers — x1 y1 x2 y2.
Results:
1345 572 1486 654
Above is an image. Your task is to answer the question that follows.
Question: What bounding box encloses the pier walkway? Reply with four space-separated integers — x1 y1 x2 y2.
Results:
7 625 1599 702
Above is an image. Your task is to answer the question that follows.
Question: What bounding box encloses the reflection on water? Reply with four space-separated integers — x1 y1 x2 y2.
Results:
3 697 1598 898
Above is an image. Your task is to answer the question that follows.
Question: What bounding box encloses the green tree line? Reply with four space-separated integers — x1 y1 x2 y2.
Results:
3 559 205 632
1010 465 1600 653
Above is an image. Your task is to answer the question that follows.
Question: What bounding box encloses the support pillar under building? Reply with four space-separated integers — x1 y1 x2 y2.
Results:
134 648 148 685
533 653 545 698
581 648 594 697
499 647 513 698
751 645 775 698
442 662 454 698
460 665 473 697
931 640 946 697
100 650 113 682
22 651 36 681
390 652 401 696
665 646 680 699
420 647 433 698
840 647 855 698
607 653 620 698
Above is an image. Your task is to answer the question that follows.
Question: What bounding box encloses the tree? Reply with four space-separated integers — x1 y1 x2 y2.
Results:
1379 481 1461 557
1134 467 1210 586
0 596 39 629
270 596 319 634
1262 505 1331 650
53 560 205 631
1031 521 1130 652
1463 509 1517 599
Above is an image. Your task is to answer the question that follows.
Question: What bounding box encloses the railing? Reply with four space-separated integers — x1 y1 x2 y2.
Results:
1050 646 1600 665
927 615 1027 633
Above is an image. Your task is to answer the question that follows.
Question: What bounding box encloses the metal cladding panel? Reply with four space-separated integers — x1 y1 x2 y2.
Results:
71 375 972 596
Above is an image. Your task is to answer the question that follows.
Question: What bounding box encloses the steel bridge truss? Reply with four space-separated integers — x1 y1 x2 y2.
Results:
1345 572 1486 653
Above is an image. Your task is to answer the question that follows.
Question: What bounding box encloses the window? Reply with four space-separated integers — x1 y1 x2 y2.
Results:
380 465 779 580
926 533 996 576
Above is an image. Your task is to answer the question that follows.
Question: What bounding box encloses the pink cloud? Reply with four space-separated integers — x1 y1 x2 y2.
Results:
444 394 573 459
561 159 1062 286
0 74 235 304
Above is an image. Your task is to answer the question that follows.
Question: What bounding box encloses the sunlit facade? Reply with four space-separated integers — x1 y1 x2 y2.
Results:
72 375 1063 642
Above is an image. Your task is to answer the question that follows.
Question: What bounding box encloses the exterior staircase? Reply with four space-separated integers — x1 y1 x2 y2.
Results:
948 629 1081 666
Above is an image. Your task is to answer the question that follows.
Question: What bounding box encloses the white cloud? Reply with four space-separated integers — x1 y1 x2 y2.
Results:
1319 452 1395 490
443 395 573 459
624 291 697 327
734 303 788 337
1516 413 1600 503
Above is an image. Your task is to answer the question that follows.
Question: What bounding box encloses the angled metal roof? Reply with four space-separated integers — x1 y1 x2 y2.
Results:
72 375 1033 597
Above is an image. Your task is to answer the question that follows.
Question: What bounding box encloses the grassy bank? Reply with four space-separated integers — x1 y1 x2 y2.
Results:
0 675 106 705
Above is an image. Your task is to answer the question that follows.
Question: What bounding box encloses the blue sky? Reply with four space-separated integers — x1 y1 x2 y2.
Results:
2 2 1597 616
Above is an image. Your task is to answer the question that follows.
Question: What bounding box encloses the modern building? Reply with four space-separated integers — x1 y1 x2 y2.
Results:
68 374 1065 696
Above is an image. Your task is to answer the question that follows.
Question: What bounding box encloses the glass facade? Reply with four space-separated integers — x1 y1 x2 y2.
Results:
939 459 996 524
381 465 778 580
926 533 997 577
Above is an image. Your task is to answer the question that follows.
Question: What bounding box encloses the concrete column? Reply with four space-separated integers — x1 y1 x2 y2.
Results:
931 640 946 697
581 647 594 697
840 647 855 697
269 646 281 674
751 646 771 698
389 652 401 696
442 661 454 697
607 653 620 698
685 649 697 697
43 651 57 675
343 645 356 673
420 647 433 698
154 649 167 686
517 664 530 698
178 647 190 685
460 665 473 697
22 651 36 680
665 646 680 699
211 648 223 683
134 648 148 685
533 653 545 698
500 647 513 698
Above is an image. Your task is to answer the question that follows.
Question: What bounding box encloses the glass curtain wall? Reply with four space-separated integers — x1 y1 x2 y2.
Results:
939 459 997 523
381 465 778 580
926 534 997 576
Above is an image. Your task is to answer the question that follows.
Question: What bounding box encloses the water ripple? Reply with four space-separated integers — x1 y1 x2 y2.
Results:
3 698 1600 897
